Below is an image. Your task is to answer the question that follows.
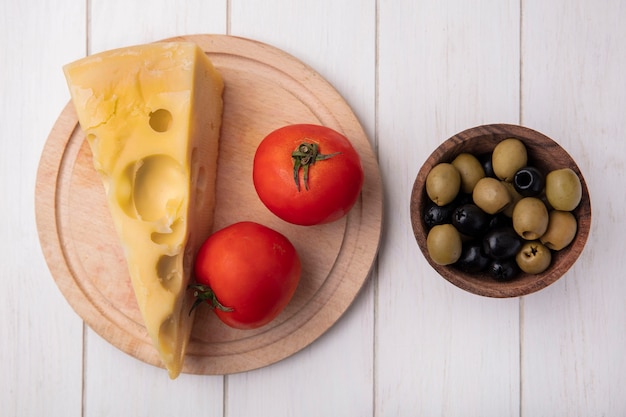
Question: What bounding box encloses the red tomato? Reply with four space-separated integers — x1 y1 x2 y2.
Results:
253 124 364 226
192 221 301 330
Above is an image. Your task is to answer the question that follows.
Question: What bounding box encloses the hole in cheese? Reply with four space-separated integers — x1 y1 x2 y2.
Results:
115 162 139 219
149 109 172 132
151 218 184 247
156 254 182 292
158 314 175 357
133 155 186 222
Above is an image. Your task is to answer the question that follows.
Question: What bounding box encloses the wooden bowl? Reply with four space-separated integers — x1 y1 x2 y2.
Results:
410 124 591 298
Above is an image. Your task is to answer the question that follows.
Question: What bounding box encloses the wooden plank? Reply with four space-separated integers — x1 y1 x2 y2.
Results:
225 1 377 416
230 0 377 142
376 0 522 415
85 331 224 415
1 1 86 417
81 1 227 416
88 0 227 54
520 0 626 414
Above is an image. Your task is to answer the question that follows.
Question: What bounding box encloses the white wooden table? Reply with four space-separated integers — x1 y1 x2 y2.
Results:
3 1 625 416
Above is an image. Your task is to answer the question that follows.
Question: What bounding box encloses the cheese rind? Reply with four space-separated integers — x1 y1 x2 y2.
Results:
63 42 223 378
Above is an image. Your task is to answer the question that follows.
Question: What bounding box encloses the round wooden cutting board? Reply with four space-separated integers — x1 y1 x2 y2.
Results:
35 34 383 375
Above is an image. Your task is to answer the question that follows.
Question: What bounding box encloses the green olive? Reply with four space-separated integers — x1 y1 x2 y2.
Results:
426 163 461 206
451 153 485 193
501 181 524 217
426 224 462 265
545 168 582 211
516 241 552 274
512 197 549 240
540 210 577 250
472 177 512 214
492 138 528 182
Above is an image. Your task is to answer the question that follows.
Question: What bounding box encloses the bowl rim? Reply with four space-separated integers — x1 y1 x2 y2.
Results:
410 123 592 298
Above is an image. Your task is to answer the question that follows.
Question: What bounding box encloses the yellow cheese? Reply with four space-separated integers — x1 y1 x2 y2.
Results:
63 42 223 379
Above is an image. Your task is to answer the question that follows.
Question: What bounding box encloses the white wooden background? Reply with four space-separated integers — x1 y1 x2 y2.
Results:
2 0 625 416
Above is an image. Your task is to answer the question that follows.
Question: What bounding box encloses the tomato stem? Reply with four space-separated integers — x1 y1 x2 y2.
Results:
292 142 340 191
187 284 233 316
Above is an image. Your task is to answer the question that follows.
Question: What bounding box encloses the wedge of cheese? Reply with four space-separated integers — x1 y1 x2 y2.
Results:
63 42 223 379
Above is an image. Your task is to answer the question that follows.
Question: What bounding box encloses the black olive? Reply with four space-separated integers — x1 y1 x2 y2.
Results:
488 259 520 281
478 153 495 178
455 241 490 273
423 201 455 229
454 192 474 207
423 193 473 229
482 227 522 260
513 166 545 197
488 213 512 230
452 203 491 237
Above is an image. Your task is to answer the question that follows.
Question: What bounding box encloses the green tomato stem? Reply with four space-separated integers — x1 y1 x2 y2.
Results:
188 284 233 316
292 142 341 191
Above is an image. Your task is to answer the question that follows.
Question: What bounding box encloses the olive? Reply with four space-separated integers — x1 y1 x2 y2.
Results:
424 201 455 229
482 227 522 260
540 210 578 250
478 153 495 178
451 153 485 194
545 168 582 211
452 203 491 237
426 224 462 265
516 241 552 274
492 138 528 181
472 177 512 214
455 241 490 273
455 192 474 206
489 213 512 230
513 166 545 197
423 201 453 229
488 258 520 281
512 197 549 240
501 181 524 217
426 163 461 206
